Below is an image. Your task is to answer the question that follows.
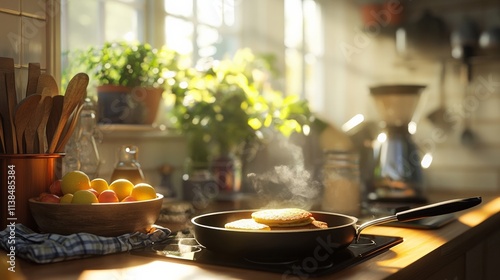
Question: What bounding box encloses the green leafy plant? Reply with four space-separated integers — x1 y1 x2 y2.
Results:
167 48 316 167
62 41 184 93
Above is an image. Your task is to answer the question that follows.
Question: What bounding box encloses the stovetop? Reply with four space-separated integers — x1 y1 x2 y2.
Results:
131 231 403 278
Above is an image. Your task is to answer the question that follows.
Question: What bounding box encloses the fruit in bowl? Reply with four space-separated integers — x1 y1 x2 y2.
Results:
28 171 164 236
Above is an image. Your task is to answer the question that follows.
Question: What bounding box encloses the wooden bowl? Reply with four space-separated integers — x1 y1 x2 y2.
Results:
28 194 163 236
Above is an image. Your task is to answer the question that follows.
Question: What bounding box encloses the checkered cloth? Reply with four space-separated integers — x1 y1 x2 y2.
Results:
0 224 171 264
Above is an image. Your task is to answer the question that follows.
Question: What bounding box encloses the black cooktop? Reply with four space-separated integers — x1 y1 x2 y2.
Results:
131 231 403 278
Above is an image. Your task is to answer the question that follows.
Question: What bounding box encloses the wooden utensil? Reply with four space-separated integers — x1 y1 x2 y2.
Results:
24 97 46 154
26 63 41 97
36 73 59 97
46 95 64 149
14 94 41 154
37 95 53 153
0 112 5 153
55 104 83 153
47 73 88 153
0 73 16 153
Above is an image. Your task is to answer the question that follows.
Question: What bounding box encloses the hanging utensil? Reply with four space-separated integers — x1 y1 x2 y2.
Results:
427 61 454 131
26 63 41 97
460 63 476 147
47 73 89 153
14 94 42 154
37 95 53 153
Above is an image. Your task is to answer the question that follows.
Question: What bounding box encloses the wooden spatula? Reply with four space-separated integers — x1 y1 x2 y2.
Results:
37 95 53 153
14 94 41 154
55 104 83 153
26 63 41 97
24 97 46 154
46 95 64 149
0 73 15 153
47 73 89 153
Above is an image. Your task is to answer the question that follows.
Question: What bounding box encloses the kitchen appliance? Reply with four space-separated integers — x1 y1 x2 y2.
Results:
190 197 479 259
132 232 403 277
132 197 481 277
367 85 427 203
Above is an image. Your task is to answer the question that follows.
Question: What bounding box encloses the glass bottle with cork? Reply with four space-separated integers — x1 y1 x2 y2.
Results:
111 145 145 185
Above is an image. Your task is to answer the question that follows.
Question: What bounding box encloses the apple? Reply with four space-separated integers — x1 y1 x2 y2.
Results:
88 188 99 197
49 179 63 196
40 193 60 203
121 195 137 202
98 190 119 203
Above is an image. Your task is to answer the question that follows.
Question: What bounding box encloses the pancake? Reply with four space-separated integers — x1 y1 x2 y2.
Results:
224 219 271 231
251 208 313 227
271 219 329 230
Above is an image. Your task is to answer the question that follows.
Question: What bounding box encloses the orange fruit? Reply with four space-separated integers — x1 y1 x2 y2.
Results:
90 178 109 194
61 171 91 195
60 193 74 203
109 179 134 201
130 183 157 201
72 190 98 204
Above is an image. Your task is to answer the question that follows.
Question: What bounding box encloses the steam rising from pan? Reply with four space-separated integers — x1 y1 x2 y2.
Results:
247 141 320 210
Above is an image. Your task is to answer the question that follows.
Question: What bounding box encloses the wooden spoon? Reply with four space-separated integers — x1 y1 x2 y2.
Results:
46 95 64 149
14 94 41 154
26 63 41 97
47 73 89 153
37 94 53 153
36 73 59 97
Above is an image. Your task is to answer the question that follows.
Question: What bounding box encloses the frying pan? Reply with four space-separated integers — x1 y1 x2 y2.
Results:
191 197 481 260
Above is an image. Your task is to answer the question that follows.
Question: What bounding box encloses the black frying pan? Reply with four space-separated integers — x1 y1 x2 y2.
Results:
191 197 481 260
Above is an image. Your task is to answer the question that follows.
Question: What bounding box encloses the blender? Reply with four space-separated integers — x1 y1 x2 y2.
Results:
367 85 427 203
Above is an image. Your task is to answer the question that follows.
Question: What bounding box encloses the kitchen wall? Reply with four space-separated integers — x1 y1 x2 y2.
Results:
2 0 499 197
0 0 59 100
320 0 500 194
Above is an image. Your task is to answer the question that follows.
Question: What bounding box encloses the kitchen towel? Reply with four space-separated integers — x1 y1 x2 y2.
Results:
0 224 171 264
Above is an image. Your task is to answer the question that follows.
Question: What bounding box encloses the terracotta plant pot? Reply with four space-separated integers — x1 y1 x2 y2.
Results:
97 85 164 125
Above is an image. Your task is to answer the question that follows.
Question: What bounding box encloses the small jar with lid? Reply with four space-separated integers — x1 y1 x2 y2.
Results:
321 150 361 216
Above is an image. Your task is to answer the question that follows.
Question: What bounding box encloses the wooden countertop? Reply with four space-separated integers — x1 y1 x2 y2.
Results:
9 193 500 280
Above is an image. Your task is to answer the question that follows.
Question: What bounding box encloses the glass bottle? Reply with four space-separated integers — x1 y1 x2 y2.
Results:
321 150 361 216
110 145 145 185
77 98 100 179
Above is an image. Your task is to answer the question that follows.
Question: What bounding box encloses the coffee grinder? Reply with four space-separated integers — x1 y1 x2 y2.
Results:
367 85 427 204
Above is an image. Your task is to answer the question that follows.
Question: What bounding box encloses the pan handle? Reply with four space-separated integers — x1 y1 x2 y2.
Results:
355 197 482 242
396 196 482 222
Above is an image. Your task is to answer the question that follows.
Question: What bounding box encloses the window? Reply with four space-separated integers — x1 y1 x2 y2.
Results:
61 0 145 58
163 0 241 63
284 0 323 110
61 0 322 107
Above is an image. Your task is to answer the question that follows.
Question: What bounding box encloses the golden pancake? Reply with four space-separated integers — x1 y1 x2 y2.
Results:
251 208 313 227
224 219 271 231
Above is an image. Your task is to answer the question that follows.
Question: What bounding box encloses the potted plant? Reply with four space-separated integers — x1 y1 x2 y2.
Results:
167 48 316 196
63 41 183 124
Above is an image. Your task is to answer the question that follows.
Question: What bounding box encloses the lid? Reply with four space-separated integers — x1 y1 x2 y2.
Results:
370 85 426 95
